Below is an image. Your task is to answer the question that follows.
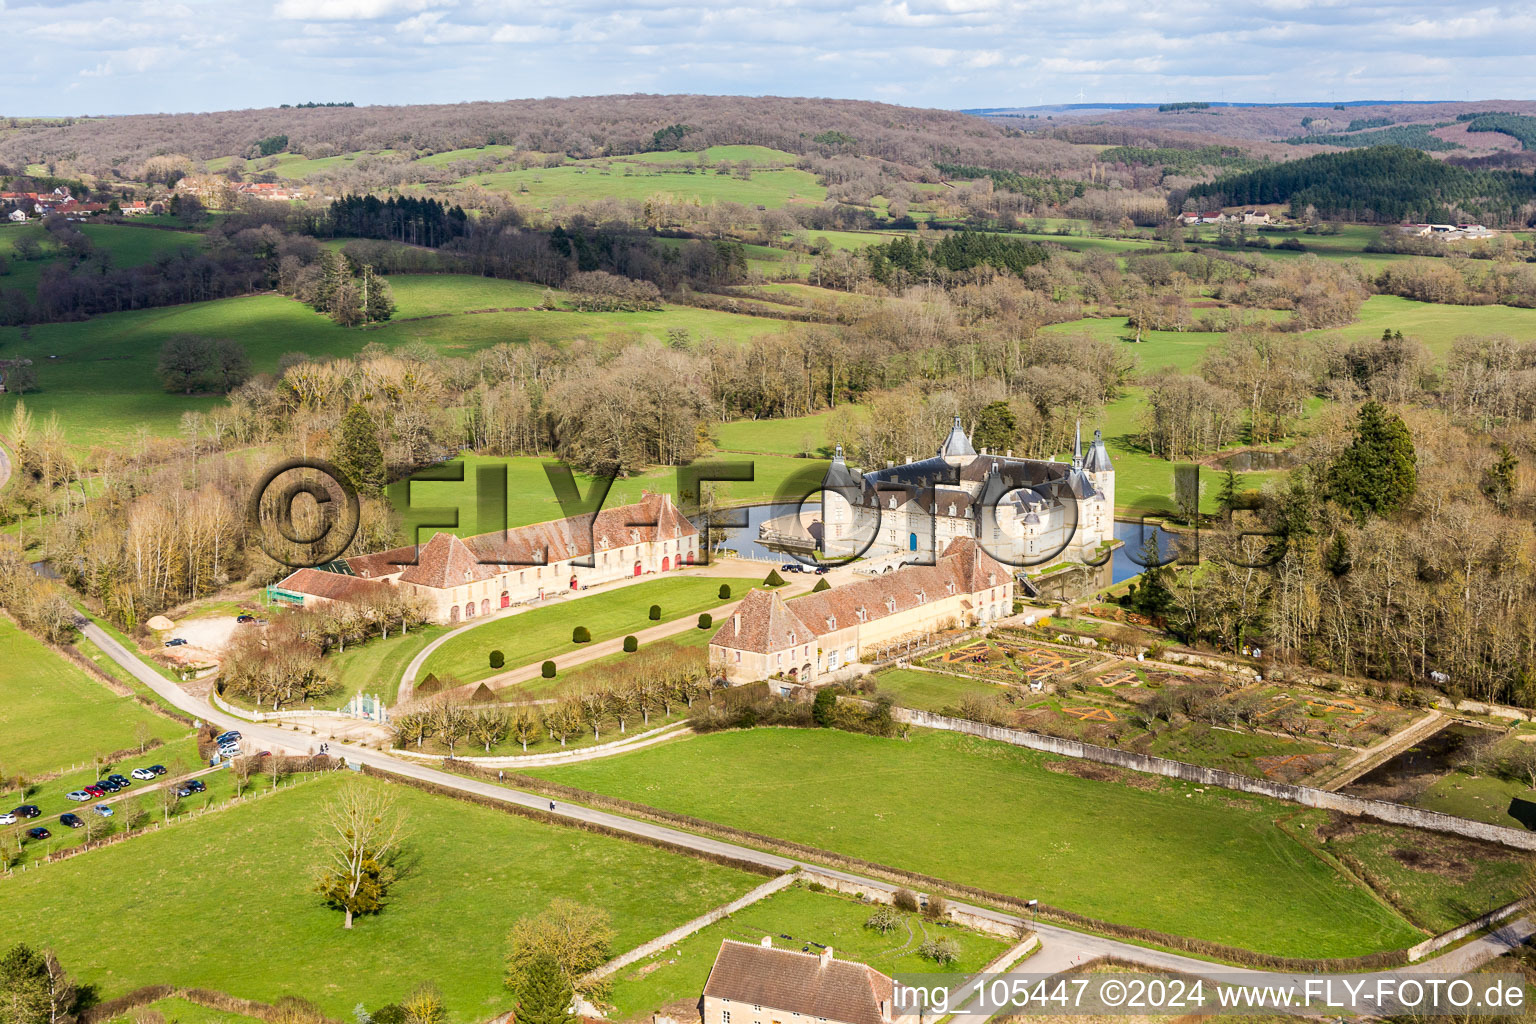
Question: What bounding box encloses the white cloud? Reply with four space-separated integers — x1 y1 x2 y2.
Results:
273 0 453 20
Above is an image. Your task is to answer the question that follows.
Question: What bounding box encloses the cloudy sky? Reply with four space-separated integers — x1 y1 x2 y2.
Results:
1 0 1531 116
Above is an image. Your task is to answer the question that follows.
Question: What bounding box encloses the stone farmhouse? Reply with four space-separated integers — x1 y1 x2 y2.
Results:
700 939 916 1024
709 536 1013 685
821 417 1113 569
274 492 700 624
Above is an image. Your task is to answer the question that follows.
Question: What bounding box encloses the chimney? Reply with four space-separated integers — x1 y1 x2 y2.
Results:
981 447 987 456
886 460 894 469
760 936 773 947
905 455 912 464
1006 449 1013 458
733 613 741 637
820 947 834 966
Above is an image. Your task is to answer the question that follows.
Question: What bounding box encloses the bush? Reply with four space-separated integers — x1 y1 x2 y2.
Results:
372 1007 407 1024
623 635 638 653
812 687 837 727
415 673 441 696
718 584 732 600
892 888 920 913
812 578 831 592
923 894 949 920
865 906 901 933
698 613 713 630
919 936 960 964
541 661 556 679
764 569 785 587
572 626 591 643
649 604 662 620
489 650 505 669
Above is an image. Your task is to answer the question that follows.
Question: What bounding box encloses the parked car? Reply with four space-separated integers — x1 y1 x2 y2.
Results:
130 767 157 780
107 774 131 786
236 614 255 623
215 730 242 744
173 786 193 798
779 562 802 573
187 779 207 793
0 812 15 825
164 637 188 647
96 779 120 793
84 785 105 797
149 765 166 775
13 805 40 819
25 827 51 840
813 566 831 575
66 790 92 802
93 805 113 817
60 813 84 829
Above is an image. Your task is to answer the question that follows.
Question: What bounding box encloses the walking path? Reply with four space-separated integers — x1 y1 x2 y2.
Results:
79 619 1530 984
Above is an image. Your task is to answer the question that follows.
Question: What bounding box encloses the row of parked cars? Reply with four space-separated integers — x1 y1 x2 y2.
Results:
779 563 832 575
2 762 206 841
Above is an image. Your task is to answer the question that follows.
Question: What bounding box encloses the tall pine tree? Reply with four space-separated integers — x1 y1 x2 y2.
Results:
333 403 386 494
1328 401 1417 521
513 952 574 1024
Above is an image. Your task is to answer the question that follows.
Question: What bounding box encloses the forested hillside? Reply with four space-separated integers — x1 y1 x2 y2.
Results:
1188 146 1536 223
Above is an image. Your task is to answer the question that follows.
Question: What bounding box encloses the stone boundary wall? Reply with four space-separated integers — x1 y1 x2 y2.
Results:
895 709 1536 851
1407 898 1532 961
583 873 798 984
211 689 348 722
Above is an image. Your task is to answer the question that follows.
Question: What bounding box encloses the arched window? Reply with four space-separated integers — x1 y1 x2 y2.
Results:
464 602 475 619
449 605 460 623
500 591 510 608
662 556 670 572
481 598 490 616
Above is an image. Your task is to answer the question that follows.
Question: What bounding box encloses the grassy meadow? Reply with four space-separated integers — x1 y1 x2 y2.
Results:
0 221 203 299
0 774 762 1022
530 727 1516 957
0 617 191 777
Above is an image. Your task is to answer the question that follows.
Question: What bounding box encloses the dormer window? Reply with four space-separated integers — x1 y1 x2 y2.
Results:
948 503 956 517
788 631 796 644
826 616 836 630
946 581 955 595
916 590 926 605
886 597 896 613
888 495 897 509
857 606 867 622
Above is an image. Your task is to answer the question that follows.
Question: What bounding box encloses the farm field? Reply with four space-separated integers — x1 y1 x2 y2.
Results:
390 452 829 541
0 616 191 777
604 883 1009 1020
418 574 760 684
0 773 762 1022
462 162 825 209
530 727 1510 957
0 276 797 449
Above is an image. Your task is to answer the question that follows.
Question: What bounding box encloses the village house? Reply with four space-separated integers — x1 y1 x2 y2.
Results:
699 939 917 1024
709 536 1013 685
273 492 701 625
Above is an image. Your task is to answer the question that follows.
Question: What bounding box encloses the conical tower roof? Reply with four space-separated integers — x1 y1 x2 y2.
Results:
939 415 976 459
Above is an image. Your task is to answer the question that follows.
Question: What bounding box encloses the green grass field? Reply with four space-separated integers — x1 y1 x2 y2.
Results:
390 452 829 540
867 668 1010 713
0 274 797 449
530 728 1486 957
512 630 711 700
715 412 836 456
605 883 1008 1020
0 774 762 1022
322 624 450 706
420 575 758 684
0 617 192 777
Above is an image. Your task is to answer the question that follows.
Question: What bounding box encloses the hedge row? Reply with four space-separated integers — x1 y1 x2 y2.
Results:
484 760 1410 973
80 985 339 1024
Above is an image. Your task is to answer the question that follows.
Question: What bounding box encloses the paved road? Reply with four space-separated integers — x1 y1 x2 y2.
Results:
80 620 1530 982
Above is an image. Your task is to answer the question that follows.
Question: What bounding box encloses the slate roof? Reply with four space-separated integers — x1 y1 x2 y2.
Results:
701 940 893 1024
